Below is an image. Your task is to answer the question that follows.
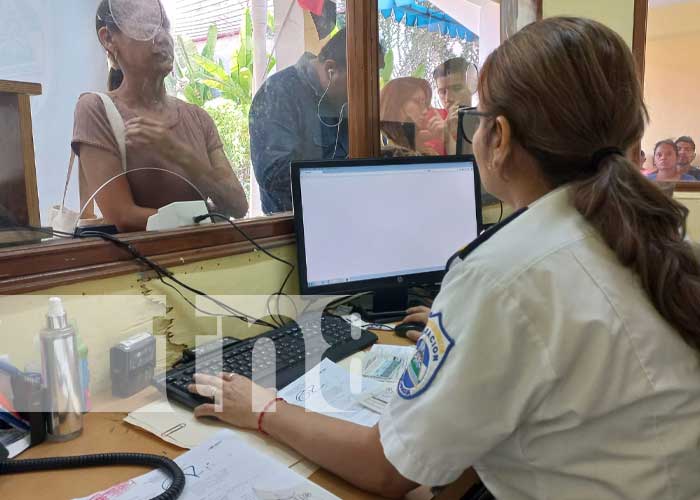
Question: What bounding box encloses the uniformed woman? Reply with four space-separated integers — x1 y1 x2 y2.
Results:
189 17 700 499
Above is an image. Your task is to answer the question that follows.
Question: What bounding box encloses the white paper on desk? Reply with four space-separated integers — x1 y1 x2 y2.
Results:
358 384 396 414
278 358 382 428
74 430 339 500
336 350 365 374
124 400 301 467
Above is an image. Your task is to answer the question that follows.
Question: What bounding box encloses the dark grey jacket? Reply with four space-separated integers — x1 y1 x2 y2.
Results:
249 53 348 214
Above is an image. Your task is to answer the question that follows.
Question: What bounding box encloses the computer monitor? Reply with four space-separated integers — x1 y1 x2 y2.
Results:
291 156 482 314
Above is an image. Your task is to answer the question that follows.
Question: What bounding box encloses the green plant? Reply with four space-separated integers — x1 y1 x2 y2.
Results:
412 63 426 79
194 18 252 108
380 47 395 88
169 25 219 106
203 98 251 197
172 9 275 113
167 8 277 202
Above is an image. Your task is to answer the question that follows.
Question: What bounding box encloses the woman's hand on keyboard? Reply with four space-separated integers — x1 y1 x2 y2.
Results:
188 372 277 430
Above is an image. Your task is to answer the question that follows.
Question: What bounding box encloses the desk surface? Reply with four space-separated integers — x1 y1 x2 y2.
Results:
2 330 439 500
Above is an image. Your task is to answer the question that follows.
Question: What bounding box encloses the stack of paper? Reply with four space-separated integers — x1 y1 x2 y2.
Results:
75 430 339 500
124 400 302 468
278 358 383 427
123 351 408 487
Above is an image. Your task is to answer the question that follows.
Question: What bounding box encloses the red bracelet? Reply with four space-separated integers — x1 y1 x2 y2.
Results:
258 397 284 436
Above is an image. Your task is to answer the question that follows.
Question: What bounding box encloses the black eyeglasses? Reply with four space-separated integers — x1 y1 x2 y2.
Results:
459 106 490 145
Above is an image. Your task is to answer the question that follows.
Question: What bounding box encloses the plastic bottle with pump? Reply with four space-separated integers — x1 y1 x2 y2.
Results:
40 297 83 441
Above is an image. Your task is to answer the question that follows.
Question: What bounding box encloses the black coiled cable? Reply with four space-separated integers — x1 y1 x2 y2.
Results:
0 453 185 500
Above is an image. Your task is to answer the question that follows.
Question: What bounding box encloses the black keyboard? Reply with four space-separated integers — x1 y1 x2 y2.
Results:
154 315 378 408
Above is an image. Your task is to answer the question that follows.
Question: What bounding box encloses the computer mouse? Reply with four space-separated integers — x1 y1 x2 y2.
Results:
394 322 426 338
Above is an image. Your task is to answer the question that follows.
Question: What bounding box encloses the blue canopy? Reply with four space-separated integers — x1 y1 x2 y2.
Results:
378 0 478 42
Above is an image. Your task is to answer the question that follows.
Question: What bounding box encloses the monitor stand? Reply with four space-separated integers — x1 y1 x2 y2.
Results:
362 287 408 323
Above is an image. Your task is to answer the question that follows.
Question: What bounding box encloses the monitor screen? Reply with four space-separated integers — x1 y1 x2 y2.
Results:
292 157 482 295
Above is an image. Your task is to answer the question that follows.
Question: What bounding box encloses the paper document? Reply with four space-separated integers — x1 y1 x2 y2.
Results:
362 344 415 383
358 384 396 414
336 350 365 373
278 358 382 427
124 400 301 467
75 430 339 500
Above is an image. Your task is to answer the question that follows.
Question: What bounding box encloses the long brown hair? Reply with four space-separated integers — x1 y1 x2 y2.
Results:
480 17 700 350
96 0 124 91
380 77 431 123
380 77 432 150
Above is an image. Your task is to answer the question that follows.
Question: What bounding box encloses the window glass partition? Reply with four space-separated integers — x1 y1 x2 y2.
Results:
641 0 700 184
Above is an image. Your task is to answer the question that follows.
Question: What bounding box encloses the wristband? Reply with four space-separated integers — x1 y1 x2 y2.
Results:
258 397 284 435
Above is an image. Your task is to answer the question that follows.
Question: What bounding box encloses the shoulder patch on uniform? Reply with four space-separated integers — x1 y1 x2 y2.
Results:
398 312 455 400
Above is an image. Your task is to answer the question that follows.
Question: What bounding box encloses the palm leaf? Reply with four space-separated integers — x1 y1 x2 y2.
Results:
201 25 218 59
380 48 395 86
193 54 229 81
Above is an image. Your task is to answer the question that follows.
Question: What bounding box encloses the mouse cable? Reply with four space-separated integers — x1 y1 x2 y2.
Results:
194 213 296 329
75 230 277 329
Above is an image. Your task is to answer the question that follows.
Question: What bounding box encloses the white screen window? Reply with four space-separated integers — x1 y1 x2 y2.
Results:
299 161 479 287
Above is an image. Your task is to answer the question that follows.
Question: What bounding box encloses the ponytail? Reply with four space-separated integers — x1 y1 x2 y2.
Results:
479 17 700 351
108 67 124 91
573 156 700 350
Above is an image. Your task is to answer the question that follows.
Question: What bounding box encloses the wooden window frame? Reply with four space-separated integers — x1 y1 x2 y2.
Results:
0 1 543 293
0 80 42 227
633 0 648 87
0 215 295 294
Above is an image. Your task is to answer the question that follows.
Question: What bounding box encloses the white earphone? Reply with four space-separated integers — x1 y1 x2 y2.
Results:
317 66 347 158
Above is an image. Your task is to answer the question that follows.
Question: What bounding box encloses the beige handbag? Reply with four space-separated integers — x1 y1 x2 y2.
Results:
48 93 126 233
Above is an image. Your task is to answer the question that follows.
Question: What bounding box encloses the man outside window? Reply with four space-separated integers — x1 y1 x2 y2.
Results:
431 58 473 155
647 139 695 182
675 136 700 181
249 29 348 214
433 57 470 118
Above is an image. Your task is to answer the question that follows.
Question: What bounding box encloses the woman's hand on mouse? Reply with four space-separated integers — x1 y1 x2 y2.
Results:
188 372 278 430
400 306 431 343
